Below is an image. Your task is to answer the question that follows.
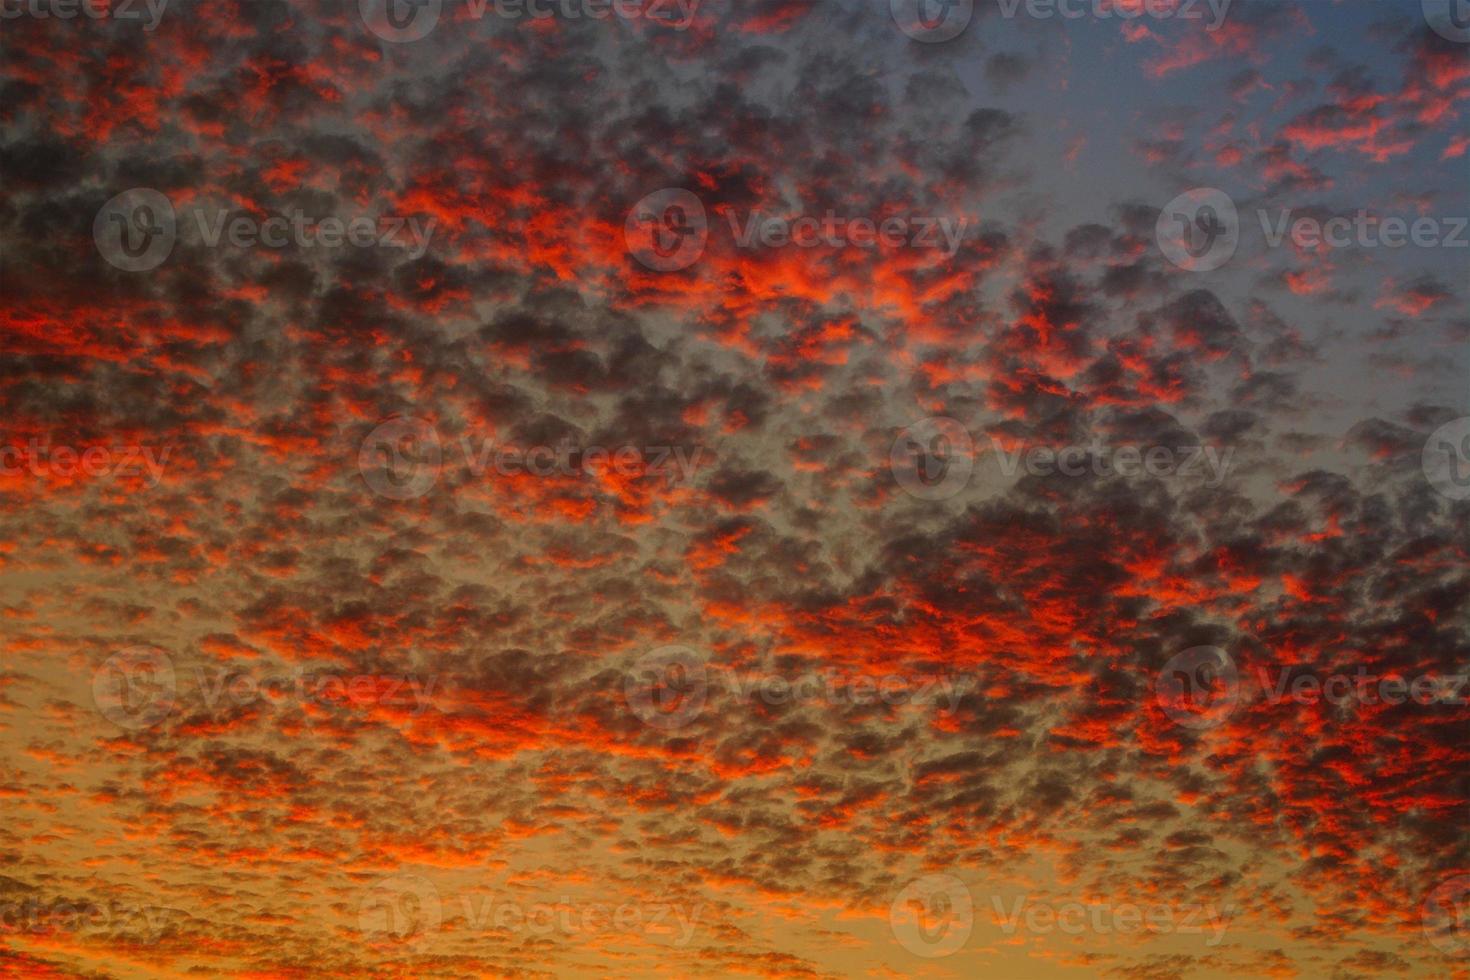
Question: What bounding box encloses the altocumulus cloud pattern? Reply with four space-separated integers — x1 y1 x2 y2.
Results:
1 0 1468 977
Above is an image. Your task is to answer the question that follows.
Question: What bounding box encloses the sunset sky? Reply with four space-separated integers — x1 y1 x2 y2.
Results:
1 0 1468 977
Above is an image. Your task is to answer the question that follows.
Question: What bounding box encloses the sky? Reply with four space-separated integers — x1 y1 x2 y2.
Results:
0 0 1468 977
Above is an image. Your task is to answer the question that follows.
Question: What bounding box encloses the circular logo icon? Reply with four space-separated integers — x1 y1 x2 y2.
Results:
359 0 442 42
92 647 176 730
94 189 176 273
358 417 441 500
625 645 707 730
625 189 708 272
1424 0 1470 43
1156 646 1241 730
890 873 973 958
890 0 973 43
358 873 442 943
1423 874 1470 955
1156 188 1238 272
1423 416 1470 501
891 417 974 501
